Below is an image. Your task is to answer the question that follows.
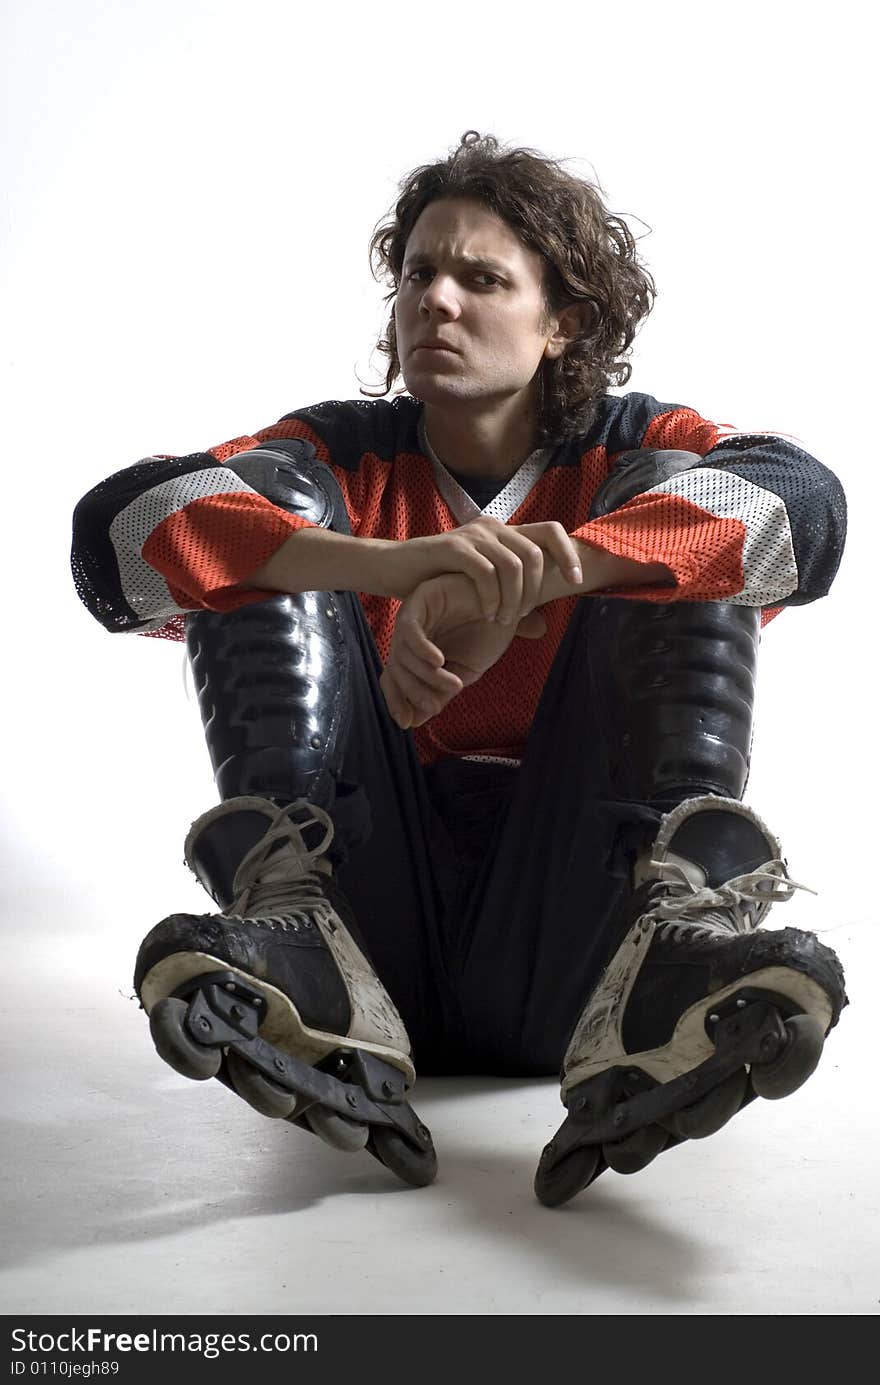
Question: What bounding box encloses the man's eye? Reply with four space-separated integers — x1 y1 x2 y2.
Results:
405 269 499 288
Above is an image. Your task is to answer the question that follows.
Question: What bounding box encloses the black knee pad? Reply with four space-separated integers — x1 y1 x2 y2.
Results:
185 439 353 808
227 439 352 536
587 597 760 803
590 449 703 519
585 448 759 801
186 593 350 808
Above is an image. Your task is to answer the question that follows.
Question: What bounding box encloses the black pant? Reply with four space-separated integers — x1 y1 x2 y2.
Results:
317 586 756 1078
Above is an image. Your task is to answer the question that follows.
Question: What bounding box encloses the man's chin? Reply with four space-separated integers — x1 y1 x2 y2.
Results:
400 373 479 406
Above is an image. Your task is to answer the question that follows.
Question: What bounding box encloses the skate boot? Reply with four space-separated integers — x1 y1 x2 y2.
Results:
535 795 847 1207
135 795 437 1187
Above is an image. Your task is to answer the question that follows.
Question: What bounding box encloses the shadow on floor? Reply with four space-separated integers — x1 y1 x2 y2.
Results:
5 1070 706 1302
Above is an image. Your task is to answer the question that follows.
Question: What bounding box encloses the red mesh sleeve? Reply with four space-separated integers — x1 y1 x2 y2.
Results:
142 491 316 610
572 491 747 603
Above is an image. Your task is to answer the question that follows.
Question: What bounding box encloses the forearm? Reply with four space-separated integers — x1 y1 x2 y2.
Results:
238 528 406 598
538 539 675 604
240 527 674 610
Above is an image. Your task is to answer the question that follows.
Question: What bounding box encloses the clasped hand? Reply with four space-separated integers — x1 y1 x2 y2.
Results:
380 518 583 730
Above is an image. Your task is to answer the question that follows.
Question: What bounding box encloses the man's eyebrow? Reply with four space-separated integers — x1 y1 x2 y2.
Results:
403 251 511 273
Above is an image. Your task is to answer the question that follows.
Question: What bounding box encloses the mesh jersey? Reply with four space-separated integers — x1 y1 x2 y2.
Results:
71 391 847 767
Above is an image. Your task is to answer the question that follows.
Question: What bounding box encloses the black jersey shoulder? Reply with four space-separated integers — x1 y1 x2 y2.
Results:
549 392 690 468
278 392 691 474
278 397 423 471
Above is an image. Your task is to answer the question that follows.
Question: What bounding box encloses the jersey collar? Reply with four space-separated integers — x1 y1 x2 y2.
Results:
417 408 552 526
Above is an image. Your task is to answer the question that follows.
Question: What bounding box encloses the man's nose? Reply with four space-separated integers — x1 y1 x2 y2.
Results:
419 274 459 316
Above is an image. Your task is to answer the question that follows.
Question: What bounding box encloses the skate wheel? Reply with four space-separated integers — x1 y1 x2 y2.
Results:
602 1123 668 1174
664 1067 749 1140
227 1051 298 1119
534 1144 600 1207
149 997 221 1081
368 1124 438 1188
750 1014 825 1100
305 1105 370 1152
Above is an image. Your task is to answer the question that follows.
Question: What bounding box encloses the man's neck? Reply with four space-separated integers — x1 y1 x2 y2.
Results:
421 398 543 480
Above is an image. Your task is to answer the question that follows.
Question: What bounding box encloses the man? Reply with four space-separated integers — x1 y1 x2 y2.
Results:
71 132 847 1204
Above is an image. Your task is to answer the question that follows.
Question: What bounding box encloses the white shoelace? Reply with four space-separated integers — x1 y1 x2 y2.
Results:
644 859 817 942
229 801 336 920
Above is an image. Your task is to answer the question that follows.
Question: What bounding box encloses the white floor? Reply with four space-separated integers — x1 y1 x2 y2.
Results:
1 914 875 1317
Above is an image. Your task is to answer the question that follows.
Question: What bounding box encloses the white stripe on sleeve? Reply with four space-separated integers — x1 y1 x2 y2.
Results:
647 468 798 605
109 466 258 620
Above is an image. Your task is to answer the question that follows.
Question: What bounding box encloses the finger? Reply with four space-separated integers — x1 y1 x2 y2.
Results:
476 537 524 626
444 540 502 621
536 522 582 584
379 668 414 730
387 658 452 718
466 556 503 623
395 611 450 667
380 667 412 729
394 641 464 693
393 622 447 670
495 532 546 616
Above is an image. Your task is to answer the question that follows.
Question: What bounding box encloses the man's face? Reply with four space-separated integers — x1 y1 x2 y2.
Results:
395 197 562 413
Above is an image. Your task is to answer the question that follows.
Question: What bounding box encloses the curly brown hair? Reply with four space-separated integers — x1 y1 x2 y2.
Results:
362 131 657 444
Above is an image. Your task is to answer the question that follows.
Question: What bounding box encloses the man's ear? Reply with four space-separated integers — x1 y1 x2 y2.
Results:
544 300 598 359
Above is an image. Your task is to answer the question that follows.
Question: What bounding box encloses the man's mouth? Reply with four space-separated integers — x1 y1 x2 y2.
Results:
414 340 459 353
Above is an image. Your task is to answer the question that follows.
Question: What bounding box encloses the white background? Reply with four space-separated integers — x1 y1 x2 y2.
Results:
1 0 876 1317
